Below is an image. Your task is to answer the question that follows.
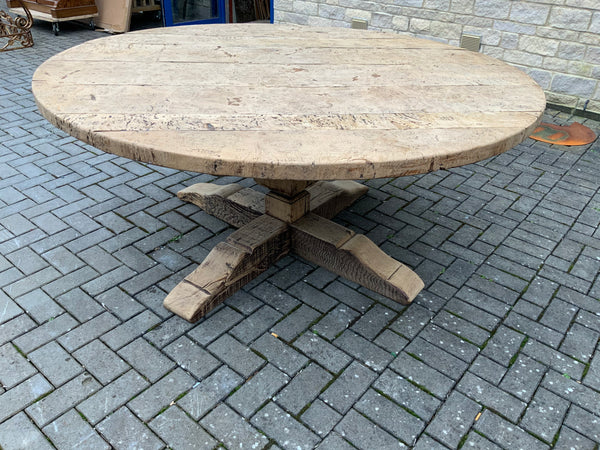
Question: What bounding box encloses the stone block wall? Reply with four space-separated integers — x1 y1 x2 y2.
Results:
274 0 600 115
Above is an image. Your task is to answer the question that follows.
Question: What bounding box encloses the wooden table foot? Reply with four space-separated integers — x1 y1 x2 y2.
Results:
163 214 289 322
291 213 424 304
177 180 368 228
168 180 422 322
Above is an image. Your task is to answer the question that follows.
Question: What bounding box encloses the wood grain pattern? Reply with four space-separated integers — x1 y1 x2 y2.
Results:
163 214 289 322
32 23 546 181
291 213 424 303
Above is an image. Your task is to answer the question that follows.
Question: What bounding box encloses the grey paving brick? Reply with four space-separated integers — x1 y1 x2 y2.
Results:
119 264 173 296
117 337 175 383
505 311 564 348
6 246 47 275
250 281 300 314
373 367 441 422
335 408 406 449
58 312 119 352
143 314 194 348
128 367 195 421
560 322 599 363
81 266 136 297
522 339 585 380
539 298 578 333
404 337 469 379
163 335 220 379
251 401 320 450
334 330 393 372
28 341 83 387
585 350 600 391
468 355 507 385
15 289 64 323
269 260 313 290
480 325 525 366
43 409 110 450
455 285 511 318
5 266 61 299
271 304 321 342
200 404 269 448
294 332 352 374
419 323 480 362
41 246 85 275
412 434 449 450
520 387 569 444
499 354 546 402
390 303 432 339
42 266 99 299
73 339 129 384
315 432 355 449
79 246 120 274
14 313 78 353
102 310 162 350
55 288 104 322
0 342 37 388
207 333 264 377
554 426 597 450
458 371 527 422
95 286 145 321
0 373 53 422
389 352 455 399
251 332 308 376
77 369 149 424
97 406 164 450
149 405 217 449
230 305 282 344
475 410 549 450
0 412 54 450
178 366 242 420
227 363 289 417
425 391 480 448
461 431 502 449
543 370 600 416
0 291 24 325
356 388 425 445
322 361 379 415
433 310 490 346
0 314 36 346
557 286 600 314
325 281 373 313
312 304 360 341
26 372 101 427
275 363 332 415
113 245 156 272
187 306 243 346
223 289 263 315
301 399 341 437
374 329 408 355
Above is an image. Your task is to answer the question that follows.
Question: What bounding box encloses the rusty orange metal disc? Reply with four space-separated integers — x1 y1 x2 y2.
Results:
530 122 597 146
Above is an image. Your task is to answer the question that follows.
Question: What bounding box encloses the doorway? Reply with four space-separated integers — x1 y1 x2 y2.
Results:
162 0 271 26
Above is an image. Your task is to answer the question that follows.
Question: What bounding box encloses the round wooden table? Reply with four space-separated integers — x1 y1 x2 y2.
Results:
32 24 546 322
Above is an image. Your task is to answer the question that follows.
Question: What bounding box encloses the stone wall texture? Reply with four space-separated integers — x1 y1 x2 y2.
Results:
273 0 600 115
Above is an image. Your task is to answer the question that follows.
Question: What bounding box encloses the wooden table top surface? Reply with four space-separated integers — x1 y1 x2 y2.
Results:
32 24 546 181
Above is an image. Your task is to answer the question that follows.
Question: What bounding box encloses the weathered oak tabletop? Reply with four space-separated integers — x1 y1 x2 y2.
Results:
32 24 546 322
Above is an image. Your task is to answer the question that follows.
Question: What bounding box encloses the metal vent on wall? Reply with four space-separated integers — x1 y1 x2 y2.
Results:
351 19 368 30
460 34 481 52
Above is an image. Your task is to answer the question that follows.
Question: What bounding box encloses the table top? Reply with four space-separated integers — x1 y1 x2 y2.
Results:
32 24 546 181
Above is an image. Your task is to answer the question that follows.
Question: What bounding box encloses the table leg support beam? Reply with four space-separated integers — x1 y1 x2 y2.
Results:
164 214 289 322
291 213 424 304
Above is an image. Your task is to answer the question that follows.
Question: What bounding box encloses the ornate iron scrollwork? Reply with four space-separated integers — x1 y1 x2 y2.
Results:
1 0 34 51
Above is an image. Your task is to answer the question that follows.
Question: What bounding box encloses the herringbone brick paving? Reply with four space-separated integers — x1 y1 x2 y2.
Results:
1 14 600 449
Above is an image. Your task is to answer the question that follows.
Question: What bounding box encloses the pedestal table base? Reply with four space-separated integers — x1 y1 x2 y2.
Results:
164 180 424 322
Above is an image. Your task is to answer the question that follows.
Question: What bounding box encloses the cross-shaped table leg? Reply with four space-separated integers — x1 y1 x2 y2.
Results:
164 179 424 322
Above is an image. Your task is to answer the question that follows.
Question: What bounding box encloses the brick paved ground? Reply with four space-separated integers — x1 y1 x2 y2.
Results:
1 14 600 450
